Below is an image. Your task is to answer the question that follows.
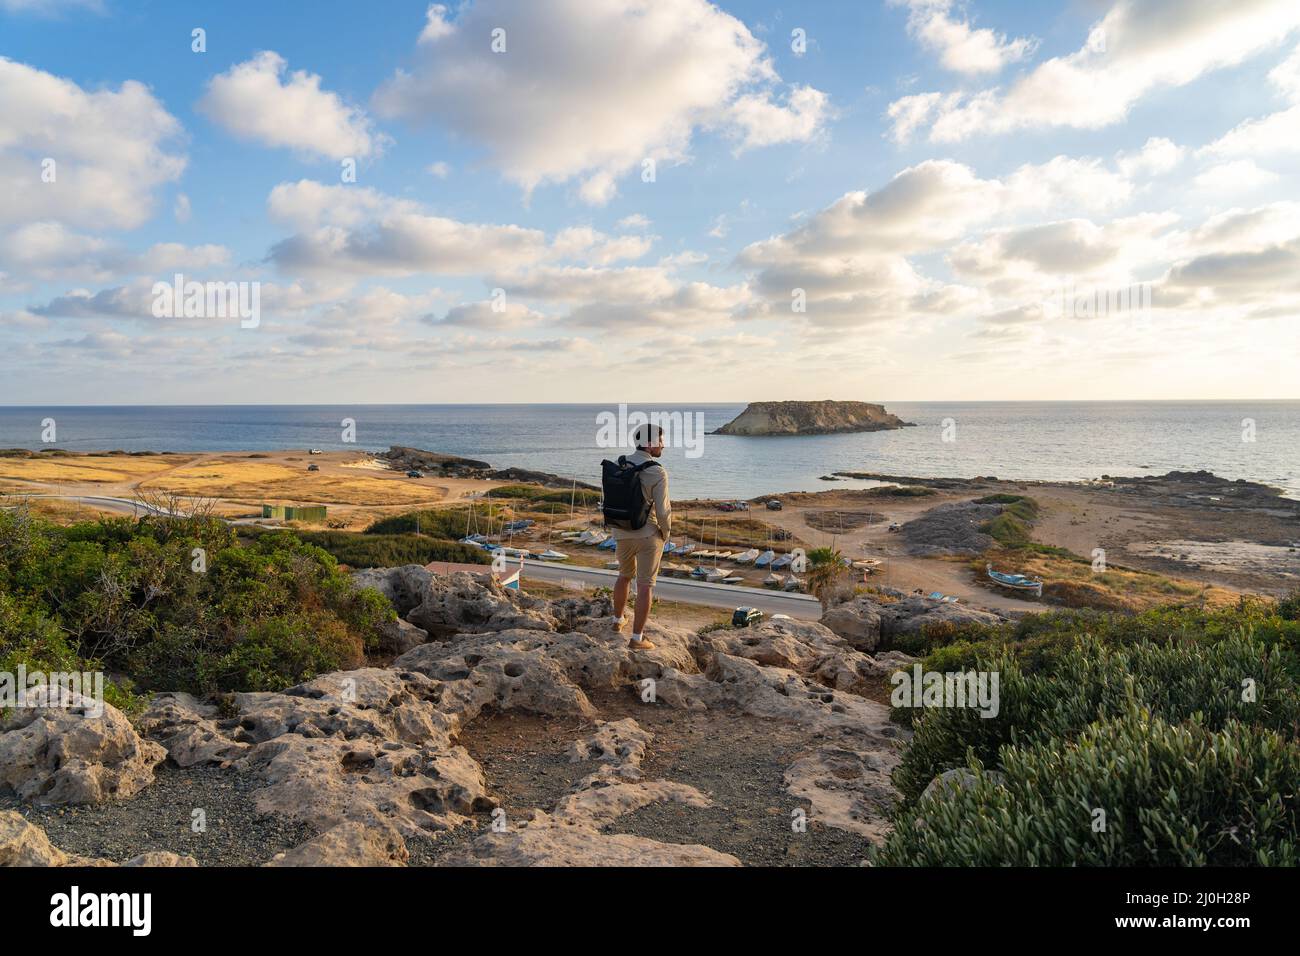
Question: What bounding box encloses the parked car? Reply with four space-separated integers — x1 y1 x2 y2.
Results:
406 470 423 478
307 464 320 472
716 502 735 512
309 448 323 455
731 606 764 628
765 499 783 510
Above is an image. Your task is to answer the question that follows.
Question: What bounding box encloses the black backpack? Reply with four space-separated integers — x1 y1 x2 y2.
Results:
600 455 660 530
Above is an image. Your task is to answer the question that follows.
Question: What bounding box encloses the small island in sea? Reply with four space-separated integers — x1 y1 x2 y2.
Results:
711 400 915 436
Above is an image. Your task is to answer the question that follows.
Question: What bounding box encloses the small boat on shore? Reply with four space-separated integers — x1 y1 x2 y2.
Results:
763 572 782 588
986 563 1043 597
536 549 568 561
770 553 793 570
733 549 761 564
598 537 617 550
754 549 776 567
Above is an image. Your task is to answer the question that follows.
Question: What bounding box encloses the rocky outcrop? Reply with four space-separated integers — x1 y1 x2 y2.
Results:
405 572 558 637
265 821 408 867
350 564 433 617
820 598 884 652
136 693 250 769
0 812 194 867
821 593 1003 648
699 616 903 694
0 687 165 805
377 447 597 491
713 401 913 436
45 571 917 866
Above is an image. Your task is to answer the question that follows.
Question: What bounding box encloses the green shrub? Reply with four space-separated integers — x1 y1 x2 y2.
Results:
874 710 1300 866
892 634 1300 807
291 530 488 568
0 507 395 697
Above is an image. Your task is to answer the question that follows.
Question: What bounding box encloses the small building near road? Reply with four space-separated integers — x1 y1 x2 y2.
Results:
261 504 328 522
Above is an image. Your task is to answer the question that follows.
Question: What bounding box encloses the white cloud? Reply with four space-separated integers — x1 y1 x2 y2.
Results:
1116 136 1185 177
895 0 1037 75
0 57 186 229
889 0 1300 142
199 51 382 161
373 0 829 204
0 221 230 284
434 300 547 331
1194 159 1279 191
266 181 653 277
174 193 192 224
425 161 450 178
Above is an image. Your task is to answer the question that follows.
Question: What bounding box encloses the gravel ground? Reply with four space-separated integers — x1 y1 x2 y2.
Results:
406 690 876 867
0 764 315 866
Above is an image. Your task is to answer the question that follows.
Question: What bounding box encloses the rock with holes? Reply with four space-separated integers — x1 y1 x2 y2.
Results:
138 693 249 768
233 668 458 749
350 564 434 617
0 687 165 805
820 597 884 652
406 572 558 636
547 593 615 631
395 633 599 724
237 733 492 837
266 821 408 867
699 617 883 695
784 746 900 844
656 653 900 743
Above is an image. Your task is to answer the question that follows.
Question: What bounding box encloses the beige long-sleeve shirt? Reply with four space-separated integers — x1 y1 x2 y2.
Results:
610 450 671 541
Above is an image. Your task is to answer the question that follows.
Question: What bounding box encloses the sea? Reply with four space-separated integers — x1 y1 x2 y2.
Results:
1 402 1297 500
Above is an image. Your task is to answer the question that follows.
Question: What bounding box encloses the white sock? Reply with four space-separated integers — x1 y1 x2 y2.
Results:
631 632 642 642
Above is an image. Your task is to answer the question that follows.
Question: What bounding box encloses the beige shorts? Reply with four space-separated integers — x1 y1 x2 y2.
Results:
615 535 663 585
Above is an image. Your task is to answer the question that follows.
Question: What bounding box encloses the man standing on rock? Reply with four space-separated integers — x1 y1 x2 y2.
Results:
609 423 671 650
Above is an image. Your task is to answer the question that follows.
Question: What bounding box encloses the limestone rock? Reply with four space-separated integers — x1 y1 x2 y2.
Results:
266 821 408 867
377 617 429 656
877 596 1003 638
919 767 1007 804
700 617 883 694
406 572 558 636
238 734 491 837
138 693 250 768
0 687 165 805
820 598 884 652
0 812 195 867
350 564 434 617
122 851 199 867
442 820 741 867
784 746 900 843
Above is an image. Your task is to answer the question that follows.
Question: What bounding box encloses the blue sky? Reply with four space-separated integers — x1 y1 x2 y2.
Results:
2 0 1299 403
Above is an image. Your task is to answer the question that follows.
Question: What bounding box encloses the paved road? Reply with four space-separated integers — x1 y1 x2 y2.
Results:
503 556 823 620
4 494 270 525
